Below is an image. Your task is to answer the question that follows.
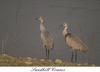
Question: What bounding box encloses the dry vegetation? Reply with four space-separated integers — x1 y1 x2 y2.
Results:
0 54 95 66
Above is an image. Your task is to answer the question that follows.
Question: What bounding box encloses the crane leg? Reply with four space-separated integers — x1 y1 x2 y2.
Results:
45 48 48 59
71 50 74 63
47 49 50 59
75 50 77 63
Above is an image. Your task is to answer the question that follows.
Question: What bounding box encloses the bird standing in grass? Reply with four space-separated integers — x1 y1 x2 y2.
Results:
62 22 88 63
35 16 54 59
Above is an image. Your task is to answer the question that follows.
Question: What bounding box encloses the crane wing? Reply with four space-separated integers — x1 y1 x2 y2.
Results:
41 31 54 48
66 34 88 52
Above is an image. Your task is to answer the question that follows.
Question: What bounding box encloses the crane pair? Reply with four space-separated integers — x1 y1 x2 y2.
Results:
35 16 88 63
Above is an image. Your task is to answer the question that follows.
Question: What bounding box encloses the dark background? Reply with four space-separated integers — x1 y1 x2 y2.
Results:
0 0 100 65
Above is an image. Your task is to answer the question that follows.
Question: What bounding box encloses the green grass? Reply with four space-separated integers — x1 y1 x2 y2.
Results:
0 54 95 66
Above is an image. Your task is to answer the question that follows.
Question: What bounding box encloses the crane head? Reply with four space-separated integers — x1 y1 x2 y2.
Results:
58 22 69 30
63 22 68 29
35 16 45 23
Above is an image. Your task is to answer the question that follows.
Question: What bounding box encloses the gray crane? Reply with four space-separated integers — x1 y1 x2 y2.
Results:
35 16 54 59
62 22 88 63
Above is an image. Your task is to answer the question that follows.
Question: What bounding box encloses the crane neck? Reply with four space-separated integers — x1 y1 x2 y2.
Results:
63 27 70 36
40 22 46 32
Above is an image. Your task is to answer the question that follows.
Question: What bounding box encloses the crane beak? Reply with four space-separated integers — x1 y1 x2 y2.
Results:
35 18 38 20
58 24 63 30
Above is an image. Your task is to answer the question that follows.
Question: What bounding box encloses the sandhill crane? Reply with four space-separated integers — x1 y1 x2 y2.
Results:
35 16 54 59
62 22 88 63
